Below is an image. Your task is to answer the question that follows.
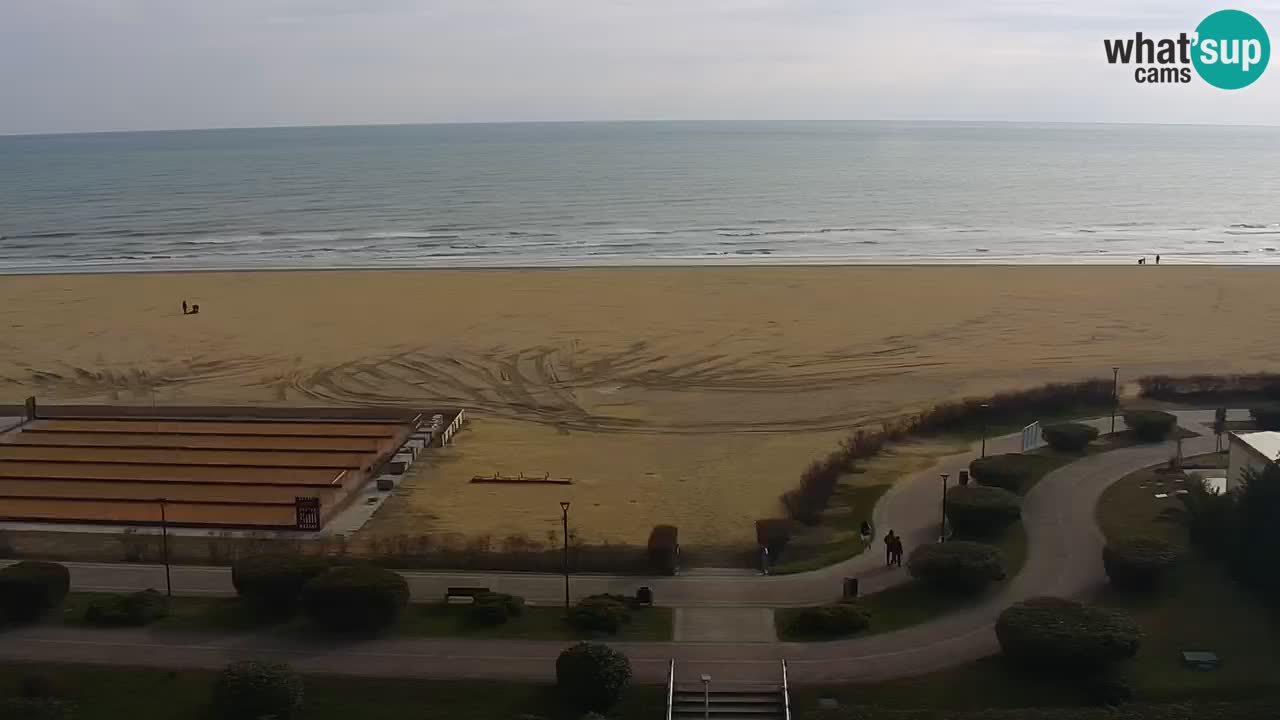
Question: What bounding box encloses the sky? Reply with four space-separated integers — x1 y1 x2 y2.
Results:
1 0 1278 134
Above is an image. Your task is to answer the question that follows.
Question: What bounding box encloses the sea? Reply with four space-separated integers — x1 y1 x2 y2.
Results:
2 121 1279 273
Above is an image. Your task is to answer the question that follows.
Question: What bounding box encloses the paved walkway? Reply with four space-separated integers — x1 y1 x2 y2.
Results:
0 411 1226 684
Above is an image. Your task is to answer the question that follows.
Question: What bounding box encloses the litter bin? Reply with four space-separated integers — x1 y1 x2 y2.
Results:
636 586 654 606
958 470 970 486
843 577 859 600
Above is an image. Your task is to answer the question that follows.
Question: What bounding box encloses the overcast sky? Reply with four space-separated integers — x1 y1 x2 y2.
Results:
2 0 1278 134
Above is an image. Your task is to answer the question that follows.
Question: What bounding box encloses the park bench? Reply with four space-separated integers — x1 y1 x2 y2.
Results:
445 586 490 604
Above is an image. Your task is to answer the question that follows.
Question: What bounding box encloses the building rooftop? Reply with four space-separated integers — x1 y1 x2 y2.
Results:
1233 431 1280 463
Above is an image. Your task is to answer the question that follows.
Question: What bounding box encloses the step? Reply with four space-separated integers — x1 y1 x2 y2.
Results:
673 702 781 715
674 714 783 720
674 693 781 705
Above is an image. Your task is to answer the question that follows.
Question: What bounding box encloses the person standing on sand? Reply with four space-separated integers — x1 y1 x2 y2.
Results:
1156 254 1161 265
182 301 188 315
884 530 897 566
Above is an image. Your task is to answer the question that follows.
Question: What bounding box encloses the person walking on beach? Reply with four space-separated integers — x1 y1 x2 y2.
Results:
890 534 904 567
884 530 897 567
182 300 188 315
1156 254 1161 265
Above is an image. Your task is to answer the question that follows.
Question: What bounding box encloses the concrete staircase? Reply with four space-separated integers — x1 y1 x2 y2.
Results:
671 683 786 720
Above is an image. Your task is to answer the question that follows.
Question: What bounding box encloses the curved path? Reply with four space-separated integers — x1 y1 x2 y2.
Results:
0 411 1229 684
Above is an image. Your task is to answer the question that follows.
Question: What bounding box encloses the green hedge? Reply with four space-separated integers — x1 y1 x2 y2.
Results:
1041 422 1100 452
231 554 330 617
1103 537 1180 591
555 642 632 713
995 597 1141 670
300 565 409 632
1123 410 1178 442
0 698 76 720
907 541 1006 594
84 589 169 627
567 595 631 634
969 454 1042 492
211 660 303 720
1250 406 1280 431
945 485 1022 537
786 603 870 638
809 700 1280 720
0 561 70 622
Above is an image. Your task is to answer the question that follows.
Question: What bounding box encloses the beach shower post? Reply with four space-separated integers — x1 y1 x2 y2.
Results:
560 501 571 610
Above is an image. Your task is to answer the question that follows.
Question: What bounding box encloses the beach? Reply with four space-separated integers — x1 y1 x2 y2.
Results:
1 266 1276 547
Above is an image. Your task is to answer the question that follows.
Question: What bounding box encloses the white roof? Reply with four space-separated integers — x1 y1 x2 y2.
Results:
1234 431 1280 463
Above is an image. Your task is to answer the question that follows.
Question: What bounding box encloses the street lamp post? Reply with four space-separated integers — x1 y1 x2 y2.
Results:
940 473 949 543
1111 367 1120 434
156 498 172 597
980 402 991 458
560 501 571 610
700 674 712 720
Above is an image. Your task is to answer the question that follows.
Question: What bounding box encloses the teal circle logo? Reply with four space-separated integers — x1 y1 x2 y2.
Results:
1193 10 1270 89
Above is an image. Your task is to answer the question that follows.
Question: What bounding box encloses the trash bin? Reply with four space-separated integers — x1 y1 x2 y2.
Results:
958 470 970 486
843 577 859 600
636 586 653 606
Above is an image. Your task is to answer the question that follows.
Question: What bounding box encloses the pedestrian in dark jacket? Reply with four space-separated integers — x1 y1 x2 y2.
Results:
890 535 904 567
884 530 897 566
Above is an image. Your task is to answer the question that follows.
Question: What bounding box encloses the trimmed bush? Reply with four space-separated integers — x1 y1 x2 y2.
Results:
18 673 66 699
805 700 1280 720
1042 422 1100 452
786 603 870 638
755 518 794 557
555 642 632 713
467 592 525 626
84 589 169 627
969 454 1042 492
211 660 303 720
1250 406 1280 431
0 698 75 720
908 541 1006 593
995 597 1141 670
300 565 409 632
0 561 70 622
1123 409 1177 442
945 485 1022 537
1103 537 1180 591
567 595 631 634
232 554 330 617
646 525 679 575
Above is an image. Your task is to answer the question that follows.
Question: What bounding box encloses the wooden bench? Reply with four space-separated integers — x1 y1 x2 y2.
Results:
445 586 490 604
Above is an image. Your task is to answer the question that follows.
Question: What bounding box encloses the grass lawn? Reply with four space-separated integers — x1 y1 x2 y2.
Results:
771 483 892 575
1095 462 1280 701
1183 450 1228 469
0 661 663 720
47 594 673 642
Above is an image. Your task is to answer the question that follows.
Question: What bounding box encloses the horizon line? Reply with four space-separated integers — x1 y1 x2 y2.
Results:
5 117 1280 139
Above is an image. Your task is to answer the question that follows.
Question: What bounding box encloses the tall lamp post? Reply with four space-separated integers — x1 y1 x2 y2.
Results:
700 674 712 720
979 402 991 458
156 497 172 597
1111 367 1120 434
560 501 571 611
939 473 949 543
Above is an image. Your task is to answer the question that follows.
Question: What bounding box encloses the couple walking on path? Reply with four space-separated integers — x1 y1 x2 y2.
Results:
884 530 904 567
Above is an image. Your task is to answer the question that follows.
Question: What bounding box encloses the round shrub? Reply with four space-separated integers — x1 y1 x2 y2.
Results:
0 561 70 622
945 485 1022 537
907 541 1006 594
1123 409 1178 442
18 672 66 699
1042 422 1100 452
1251 406 1280 431
786 602 870 638
1103 537 1180 591
300 565 409 632
969 454 1042 492
232 554 330 617
567 595 631 634
555 642 632 713
211 660 303 720
995 597 1142 670
84 589 169 627
467 592 525 626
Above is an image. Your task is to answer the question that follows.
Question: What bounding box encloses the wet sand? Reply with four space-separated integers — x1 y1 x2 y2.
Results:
1 266 1277 546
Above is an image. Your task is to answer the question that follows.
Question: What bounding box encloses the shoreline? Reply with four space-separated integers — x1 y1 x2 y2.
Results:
2 259 1279 278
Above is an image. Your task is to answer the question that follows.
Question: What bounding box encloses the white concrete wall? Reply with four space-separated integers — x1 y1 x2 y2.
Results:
1228 434 1273 492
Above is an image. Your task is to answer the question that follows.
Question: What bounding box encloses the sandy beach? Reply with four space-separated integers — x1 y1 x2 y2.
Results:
2 266 1277 547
